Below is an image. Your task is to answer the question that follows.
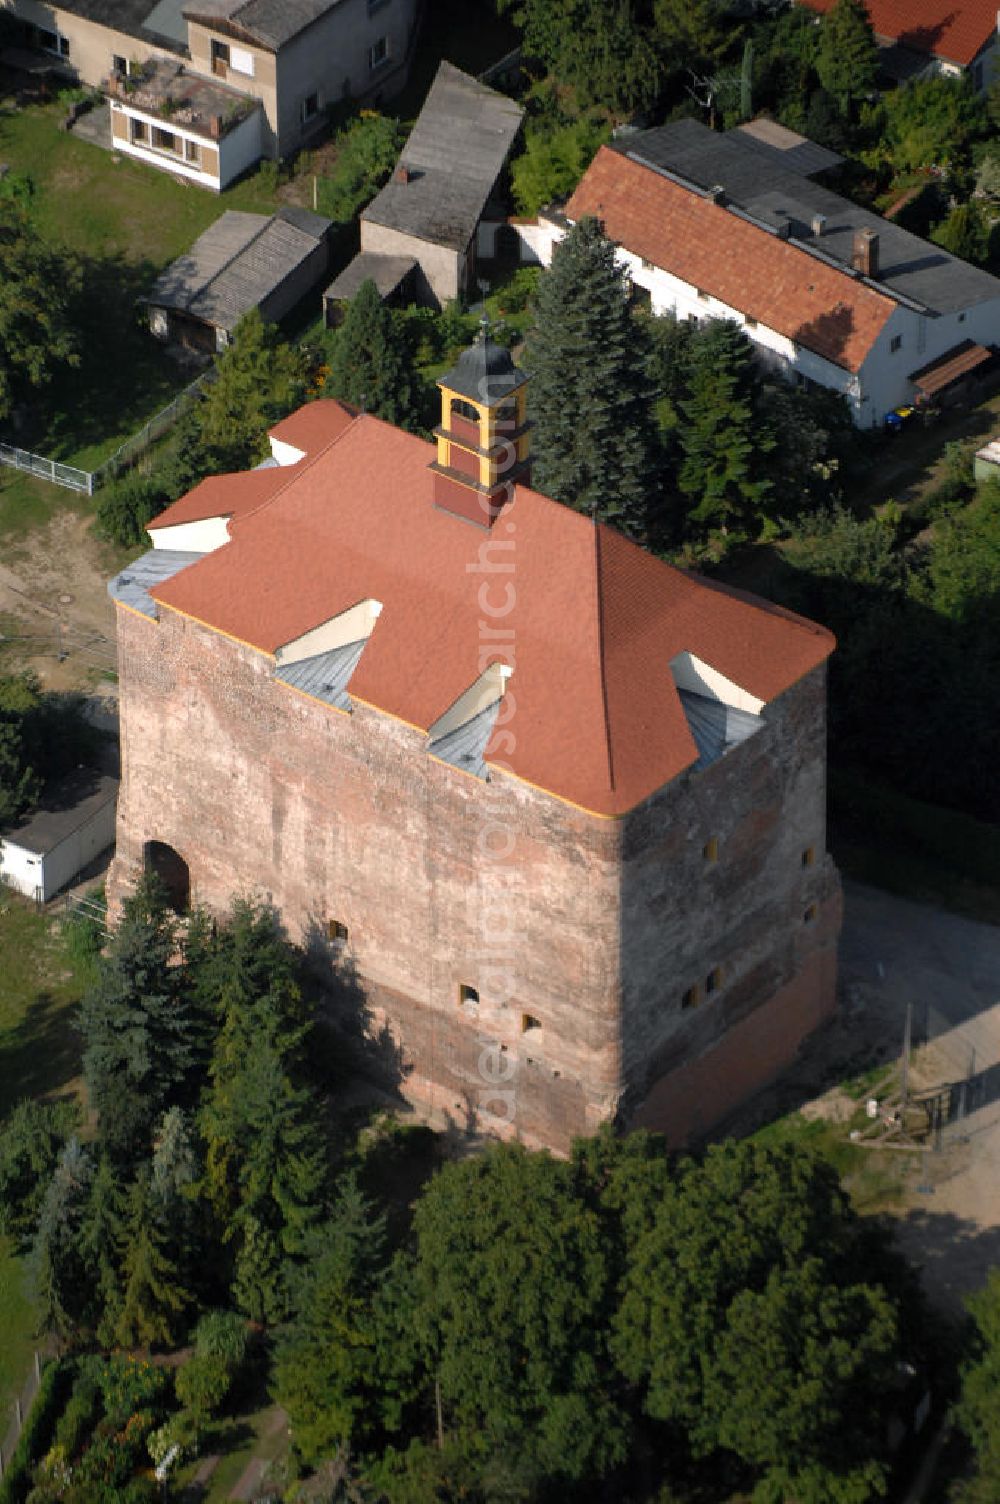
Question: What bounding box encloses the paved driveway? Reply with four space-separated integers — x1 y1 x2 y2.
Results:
840 883 1000 1310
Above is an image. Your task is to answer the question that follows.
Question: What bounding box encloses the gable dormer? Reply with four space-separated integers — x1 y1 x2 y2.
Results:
274 598 382 711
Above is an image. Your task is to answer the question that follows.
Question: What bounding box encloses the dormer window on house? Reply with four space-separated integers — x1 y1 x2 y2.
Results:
427 661 512 779
274 598 383 711
670 651 764 771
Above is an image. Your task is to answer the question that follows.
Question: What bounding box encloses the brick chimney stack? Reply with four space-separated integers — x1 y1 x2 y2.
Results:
852 227 879 278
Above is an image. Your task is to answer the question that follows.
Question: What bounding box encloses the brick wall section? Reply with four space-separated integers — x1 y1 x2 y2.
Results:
109 610 840 1152
618 666 840 1130
109 604 624 1151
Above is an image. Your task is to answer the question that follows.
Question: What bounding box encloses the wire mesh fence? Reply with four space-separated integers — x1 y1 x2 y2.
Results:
0 366 215 498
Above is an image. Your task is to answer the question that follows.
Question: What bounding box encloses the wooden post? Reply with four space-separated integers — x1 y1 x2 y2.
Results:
15 1397 22 1431
34 1352 40 1383
434 1377 444 1450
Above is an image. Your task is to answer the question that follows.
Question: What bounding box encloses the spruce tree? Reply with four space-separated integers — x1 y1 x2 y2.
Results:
115 1170 191 1349
79 875 194 1164
526 216 656 530
81 1152 126 1342
32 1138 93 1337
198 902 327 1323
816 0 878 114
678 319 771 540
274 1174 388 1460
325 279 417 426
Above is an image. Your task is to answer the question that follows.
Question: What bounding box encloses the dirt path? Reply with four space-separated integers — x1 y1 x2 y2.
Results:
0 504 119 694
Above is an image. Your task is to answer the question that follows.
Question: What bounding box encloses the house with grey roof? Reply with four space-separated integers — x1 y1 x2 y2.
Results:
2 0 418 186
147 206 331 349
0 769 118 903
531 117 1000 426
325 61 524 315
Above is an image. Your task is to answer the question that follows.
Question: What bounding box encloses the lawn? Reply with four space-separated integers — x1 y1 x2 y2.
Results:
0 1236 37 1430
0 469 92 542
0 900 94 1426
0 900 89 1120
0 93 282 469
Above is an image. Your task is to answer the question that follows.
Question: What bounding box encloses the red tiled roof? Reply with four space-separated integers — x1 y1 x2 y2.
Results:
267 397 358 454
798 0 997 66
147 466 291 530
149 399 358 532
147 413 834 817
565 147 894 373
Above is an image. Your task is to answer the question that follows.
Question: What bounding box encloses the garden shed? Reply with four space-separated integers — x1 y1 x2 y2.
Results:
0 770 118 903
147 206 332 351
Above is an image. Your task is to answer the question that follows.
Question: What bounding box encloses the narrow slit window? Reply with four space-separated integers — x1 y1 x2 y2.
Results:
703 836 718 863
682 984 700 1010
459 983 479 1007
705 966 722 995
802 846 816 867
328 919 348 945
804 903 818 924
521 1012 541 1033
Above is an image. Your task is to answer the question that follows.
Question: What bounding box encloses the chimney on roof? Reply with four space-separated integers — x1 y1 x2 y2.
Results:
708 183 725 204
852 226 879 278
209 113 222 139
395 164 411 185
811 213 827 236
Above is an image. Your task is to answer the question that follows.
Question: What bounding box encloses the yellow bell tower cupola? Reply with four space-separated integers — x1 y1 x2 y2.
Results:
430 318 532 528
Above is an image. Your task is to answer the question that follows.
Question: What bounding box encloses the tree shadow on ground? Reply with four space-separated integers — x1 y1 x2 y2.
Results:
23 252 190 461
889 1208 1000 1312
0 990 80 1119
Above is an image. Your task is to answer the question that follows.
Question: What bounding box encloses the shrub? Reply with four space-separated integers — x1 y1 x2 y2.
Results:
94 470 166 548
193 1309 249 1370
97 1356 170 1431
52 1357 103 1460
174 1355 230 1419
0 1359 73 1504
316 112 403 223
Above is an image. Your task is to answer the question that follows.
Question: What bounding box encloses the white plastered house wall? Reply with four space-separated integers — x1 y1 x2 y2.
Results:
531 217 1000 426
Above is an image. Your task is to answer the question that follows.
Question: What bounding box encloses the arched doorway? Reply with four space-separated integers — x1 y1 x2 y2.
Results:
143 840 190 914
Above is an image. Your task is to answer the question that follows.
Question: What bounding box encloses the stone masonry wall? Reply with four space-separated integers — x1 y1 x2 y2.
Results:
109 603 623 1152
619 666 841 1140
109 608 840 1153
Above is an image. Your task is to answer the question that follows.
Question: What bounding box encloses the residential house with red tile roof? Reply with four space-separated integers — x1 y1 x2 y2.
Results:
107 333 841 1152
530 120 1000 427
798 0 1000 90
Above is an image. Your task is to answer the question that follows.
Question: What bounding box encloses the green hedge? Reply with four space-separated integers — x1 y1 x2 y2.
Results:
0 1359 74 1504
830 767 1000 890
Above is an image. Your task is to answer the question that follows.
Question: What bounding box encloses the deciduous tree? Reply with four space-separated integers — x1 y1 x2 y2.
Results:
0 203 81 423
197 308 309 469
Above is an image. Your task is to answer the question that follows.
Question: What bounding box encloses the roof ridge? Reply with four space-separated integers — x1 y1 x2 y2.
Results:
234 404 364 528
593 521 616 793
188 211 272 310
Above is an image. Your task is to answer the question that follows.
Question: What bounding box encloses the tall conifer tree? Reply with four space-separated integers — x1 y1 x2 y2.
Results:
526 216 656 530
326 279 418 427
79 876 193 1163
816 0 878 113
678 319 771 538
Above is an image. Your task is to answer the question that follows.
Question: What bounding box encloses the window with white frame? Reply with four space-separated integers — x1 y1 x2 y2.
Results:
368 36 389 70
229 44 255 75
184 138 201 164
